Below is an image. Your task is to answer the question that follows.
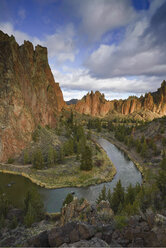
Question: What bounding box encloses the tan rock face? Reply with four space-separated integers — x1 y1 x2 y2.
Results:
74 91 111 116
74 81 166 117
0 31 65 161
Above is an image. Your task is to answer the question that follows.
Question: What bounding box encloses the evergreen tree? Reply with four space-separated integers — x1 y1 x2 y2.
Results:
53 150 57 164
24 189 44 221
141 140 147 157
0 191 9 217
96 185 107 204
87 130 92 140
32 149 44 169
107 189 112 205
58 147 64 163
47 146 54 167
24 203 36 227
125 184 135 205
156 157 166 200
23 151 29 165
111 180 124 213
0 214 5 229
80 145 93 170
96 119 101 132
63 193 73 206
136 140 142 153
141 135 145 143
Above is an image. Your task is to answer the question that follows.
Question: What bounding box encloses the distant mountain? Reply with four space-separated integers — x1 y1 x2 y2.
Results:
0 30 65 162
73 81 166 119
66 99 78 105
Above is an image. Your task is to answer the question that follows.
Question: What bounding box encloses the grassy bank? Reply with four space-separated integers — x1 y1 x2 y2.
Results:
0 142 116 189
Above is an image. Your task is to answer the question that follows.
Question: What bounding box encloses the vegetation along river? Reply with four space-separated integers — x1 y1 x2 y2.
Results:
0 138 142 213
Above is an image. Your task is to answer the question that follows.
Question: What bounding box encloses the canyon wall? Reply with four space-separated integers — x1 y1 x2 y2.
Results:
0 31 65 161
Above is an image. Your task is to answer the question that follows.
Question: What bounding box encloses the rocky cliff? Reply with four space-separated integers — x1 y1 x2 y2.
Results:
0 31 65 162
74 81 166 118
74 91 111 116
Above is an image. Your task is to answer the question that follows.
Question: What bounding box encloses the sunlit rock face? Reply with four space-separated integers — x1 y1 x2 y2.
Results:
0 31 65 162
74 81 166 117
74 91 111 116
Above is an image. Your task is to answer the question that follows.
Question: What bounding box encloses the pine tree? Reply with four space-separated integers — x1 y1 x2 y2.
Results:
24 203 36 227
107 189 112 205
111 180 124 213
54 150 57 164
87 130 92 140
80 145 93 170
136 140 142 153
141 140 147 157
58 147 64 163
47 146 54 167
156 157 166 200
125 184 135 205
32 149 44 169
23 151 29 165
96 185 107 204
0 214 5 229
24 189 44 221
63 193 74 206
0 191 9 217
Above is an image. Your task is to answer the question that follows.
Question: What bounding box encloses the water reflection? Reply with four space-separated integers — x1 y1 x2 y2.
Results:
0 138 142 213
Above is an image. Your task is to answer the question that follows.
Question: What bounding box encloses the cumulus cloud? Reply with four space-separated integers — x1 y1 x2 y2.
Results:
51 66 163 100
72 0 136 42
43 24 77 62
0 22 77 63
85 1 166 79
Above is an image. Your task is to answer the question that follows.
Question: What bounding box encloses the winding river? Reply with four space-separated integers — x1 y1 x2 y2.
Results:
0 138 142 212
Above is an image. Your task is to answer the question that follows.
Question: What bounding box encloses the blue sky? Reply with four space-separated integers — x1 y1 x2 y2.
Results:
0 0 166 100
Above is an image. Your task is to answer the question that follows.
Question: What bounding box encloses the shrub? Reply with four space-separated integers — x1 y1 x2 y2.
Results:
32 129 39 142
114 215 128 230
7 157 14 164
63 193 73 206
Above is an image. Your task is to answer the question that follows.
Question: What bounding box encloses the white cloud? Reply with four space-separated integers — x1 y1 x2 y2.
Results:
51 65 162 100
86 15 166 78
43 24 77 62
75 0 137 41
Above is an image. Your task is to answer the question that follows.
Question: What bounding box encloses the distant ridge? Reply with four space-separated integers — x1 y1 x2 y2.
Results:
73 82 166 119
66 99 78 105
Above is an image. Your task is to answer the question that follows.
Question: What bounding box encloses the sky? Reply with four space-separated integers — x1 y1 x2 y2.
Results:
0 0 166 101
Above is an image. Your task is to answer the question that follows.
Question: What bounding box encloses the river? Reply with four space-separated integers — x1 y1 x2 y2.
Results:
0 138 142 212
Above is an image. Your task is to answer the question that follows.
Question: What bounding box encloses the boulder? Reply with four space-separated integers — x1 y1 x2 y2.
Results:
27 230 49 247
48 222 95 247
60 237 109 247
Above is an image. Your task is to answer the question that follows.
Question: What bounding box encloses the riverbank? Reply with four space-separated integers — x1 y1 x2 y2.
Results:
99 131 146 178
0 140 116 189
